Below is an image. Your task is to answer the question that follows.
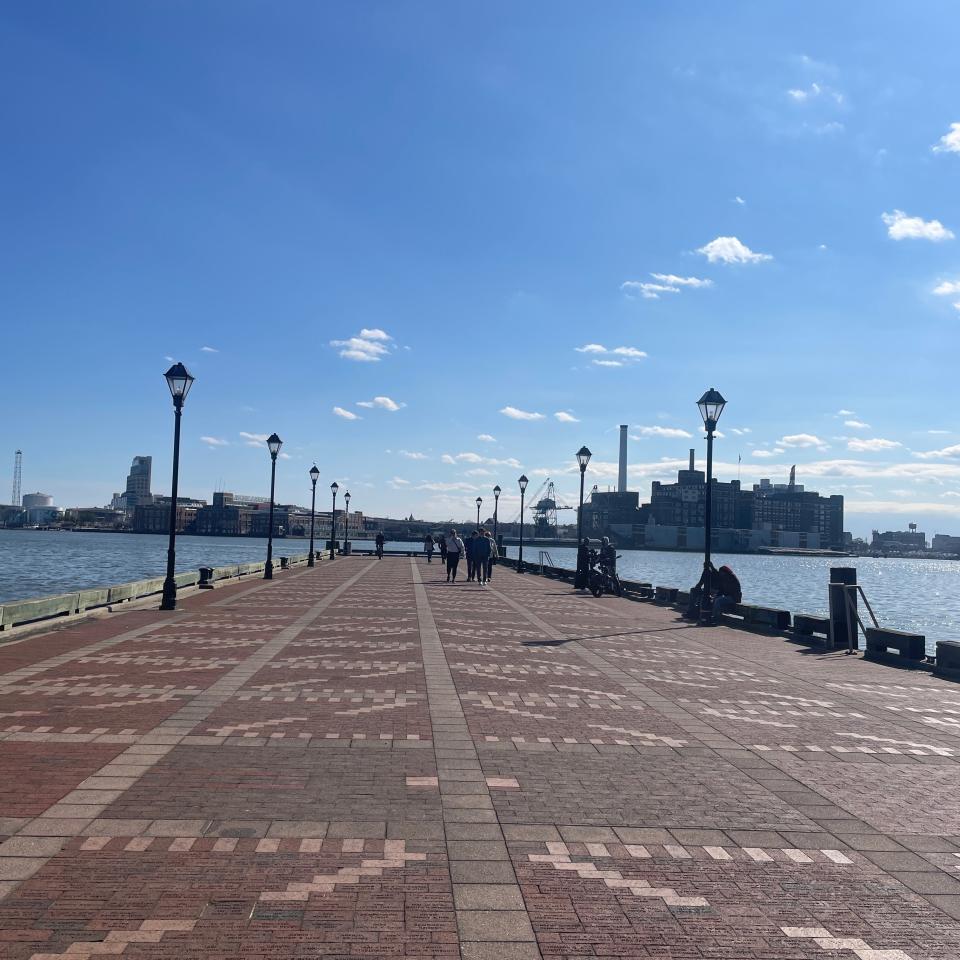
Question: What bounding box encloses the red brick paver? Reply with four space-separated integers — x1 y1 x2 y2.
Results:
1 556 960 957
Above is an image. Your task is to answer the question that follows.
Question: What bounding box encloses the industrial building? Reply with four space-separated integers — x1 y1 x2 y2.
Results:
872 527 927 551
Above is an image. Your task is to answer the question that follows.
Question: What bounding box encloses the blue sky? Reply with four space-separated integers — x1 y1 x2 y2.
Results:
1 1 958 537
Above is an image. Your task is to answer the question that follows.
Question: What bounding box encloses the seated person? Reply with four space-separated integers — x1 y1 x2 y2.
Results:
711 565 742 622
685 562 717 619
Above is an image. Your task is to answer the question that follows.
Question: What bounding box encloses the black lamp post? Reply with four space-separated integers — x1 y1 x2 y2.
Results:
308 465 320 567
329 482 339 560
159 363 195 611
517 474 529 573
492 485 501 541
476 496 483 529
697 387 727 617
575 446 592 545
343 491 351 554
264 433 282 579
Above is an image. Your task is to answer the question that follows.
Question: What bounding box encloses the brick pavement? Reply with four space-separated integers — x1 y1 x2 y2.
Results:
2 557 960 957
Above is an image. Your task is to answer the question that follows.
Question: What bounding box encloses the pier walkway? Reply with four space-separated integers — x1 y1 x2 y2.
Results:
1 557 960 958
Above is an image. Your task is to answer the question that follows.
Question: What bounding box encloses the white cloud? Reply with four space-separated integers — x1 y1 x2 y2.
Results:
200 346 218 353
477 434 496 442
882 210 954 242
786 82 844 105
554 411 580 423
500 406 545 420
356 396 403 411
696 236 772 264
622 274 712 299
933 280 960 296
649 274 713 289
914 443 960 460
844 419 870 430
932 122 960 155
734 196 745 205
450 452 522 468
391 476 410 485
278 452 292 460
330 329 394 362
399 450 428 460
465 467 495 477
752 450 779 458
574 344 646 365
837 409 856 416
631 426 693 439
441 454 456 465
847 437 902 452
620 281 681 299
333 406 360 420
200 436 229 447
943 491 960 498
929 430 951 435
730 427 752 435
239 431 269 447
780 433 828 449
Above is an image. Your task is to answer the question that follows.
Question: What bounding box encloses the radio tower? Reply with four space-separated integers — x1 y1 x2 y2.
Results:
11 450 22 506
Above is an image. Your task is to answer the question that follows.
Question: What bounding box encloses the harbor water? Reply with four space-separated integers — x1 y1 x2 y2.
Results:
0 529 957 650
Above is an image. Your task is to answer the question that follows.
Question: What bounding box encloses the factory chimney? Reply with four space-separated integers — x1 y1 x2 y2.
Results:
688 448 695 472
618 425 628 492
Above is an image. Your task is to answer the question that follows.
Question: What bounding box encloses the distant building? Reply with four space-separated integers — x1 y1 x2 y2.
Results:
124 456 152 510
871 529 926 551
752 476 844 549
649 450 749 531
932 534 960 554
132 496 206 534
22 492 53 509
191 491 364 539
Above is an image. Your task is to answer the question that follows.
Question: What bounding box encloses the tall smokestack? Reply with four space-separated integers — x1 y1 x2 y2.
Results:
618 426 628 492
689 448 695 472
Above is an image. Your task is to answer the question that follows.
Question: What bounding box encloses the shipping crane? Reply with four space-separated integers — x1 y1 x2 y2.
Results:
510 478 576 537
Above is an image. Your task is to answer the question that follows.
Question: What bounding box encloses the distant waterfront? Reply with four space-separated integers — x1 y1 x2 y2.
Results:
1 529 957 652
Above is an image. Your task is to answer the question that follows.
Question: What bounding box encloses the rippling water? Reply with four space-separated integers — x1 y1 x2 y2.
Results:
1 530 957 651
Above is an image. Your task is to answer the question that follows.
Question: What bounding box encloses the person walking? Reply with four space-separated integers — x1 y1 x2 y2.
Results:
574 538 591 590
375 531 385 560
465 531 478 581
438 535 447 564
473 528 492 585
484 529 498 582
445 529 465 582
423 533 435 563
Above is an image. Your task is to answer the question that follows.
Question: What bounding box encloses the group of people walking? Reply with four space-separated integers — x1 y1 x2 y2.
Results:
423 529 498 584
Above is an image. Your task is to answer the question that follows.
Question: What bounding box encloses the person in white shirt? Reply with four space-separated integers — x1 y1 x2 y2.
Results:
444 529 465 582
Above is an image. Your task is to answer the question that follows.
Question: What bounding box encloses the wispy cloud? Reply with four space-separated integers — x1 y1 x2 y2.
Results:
554 411 580 423
477 434 496 442
914 443 960 460
333 406 360 420
734 196 745 205
844 419 870 430
631 426 693 439
932 122 960 155
500 406 545 421
399 450 428 460
200 436 229 447
752 450 779 458
780 433 829 450
356 396 403 411
786 82 844 105
696 236 772 264
239 431 269 447
574 344 647 368
882 210 954 242
391 476 410 486
847 437 902 452
729 427 752 436
330 328 394 362
933 279 960 311
445 452 522 468
200 346 218 353
621 274 712 299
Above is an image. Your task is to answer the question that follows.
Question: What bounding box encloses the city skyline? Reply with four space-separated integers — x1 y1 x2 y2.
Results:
1 3 958 536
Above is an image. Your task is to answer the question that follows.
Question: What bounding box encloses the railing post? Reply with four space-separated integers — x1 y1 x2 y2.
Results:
828 567 858 650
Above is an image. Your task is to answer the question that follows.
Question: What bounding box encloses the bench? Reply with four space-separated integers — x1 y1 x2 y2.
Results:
793 613 830 638
935 641 960 680
865 627 926 663
654 586 678 604
720 603 791 630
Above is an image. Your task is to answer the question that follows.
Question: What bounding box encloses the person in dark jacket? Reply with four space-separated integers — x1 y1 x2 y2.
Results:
375 532 385 559
711 565 742 622
684 562 717 619
438 535 447 564
472 529 492 586
465 531 478 581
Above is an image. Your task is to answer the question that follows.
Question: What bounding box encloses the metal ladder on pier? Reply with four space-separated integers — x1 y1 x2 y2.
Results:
538 550 555 574
839 584 881 654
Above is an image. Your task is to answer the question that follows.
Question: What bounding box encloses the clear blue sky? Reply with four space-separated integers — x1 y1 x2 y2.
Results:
1 2 958 536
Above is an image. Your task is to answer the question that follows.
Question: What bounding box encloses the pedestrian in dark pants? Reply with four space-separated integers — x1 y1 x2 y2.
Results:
473 528 491 585
423 534 435 563
484 529 498 582
445 529 465 582
465 531 478 581
438 536 447 565
375 532 385 559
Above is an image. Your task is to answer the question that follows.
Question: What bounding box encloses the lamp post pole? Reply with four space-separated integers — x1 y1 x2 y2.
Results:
308 465 319 567
476 496 482 530
493 485 501 542
696 388 727 619
344 491 351 554
264 434 282 579
159 363 194 611
517 474 528 574
575 446 591 545
329 482 339 560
